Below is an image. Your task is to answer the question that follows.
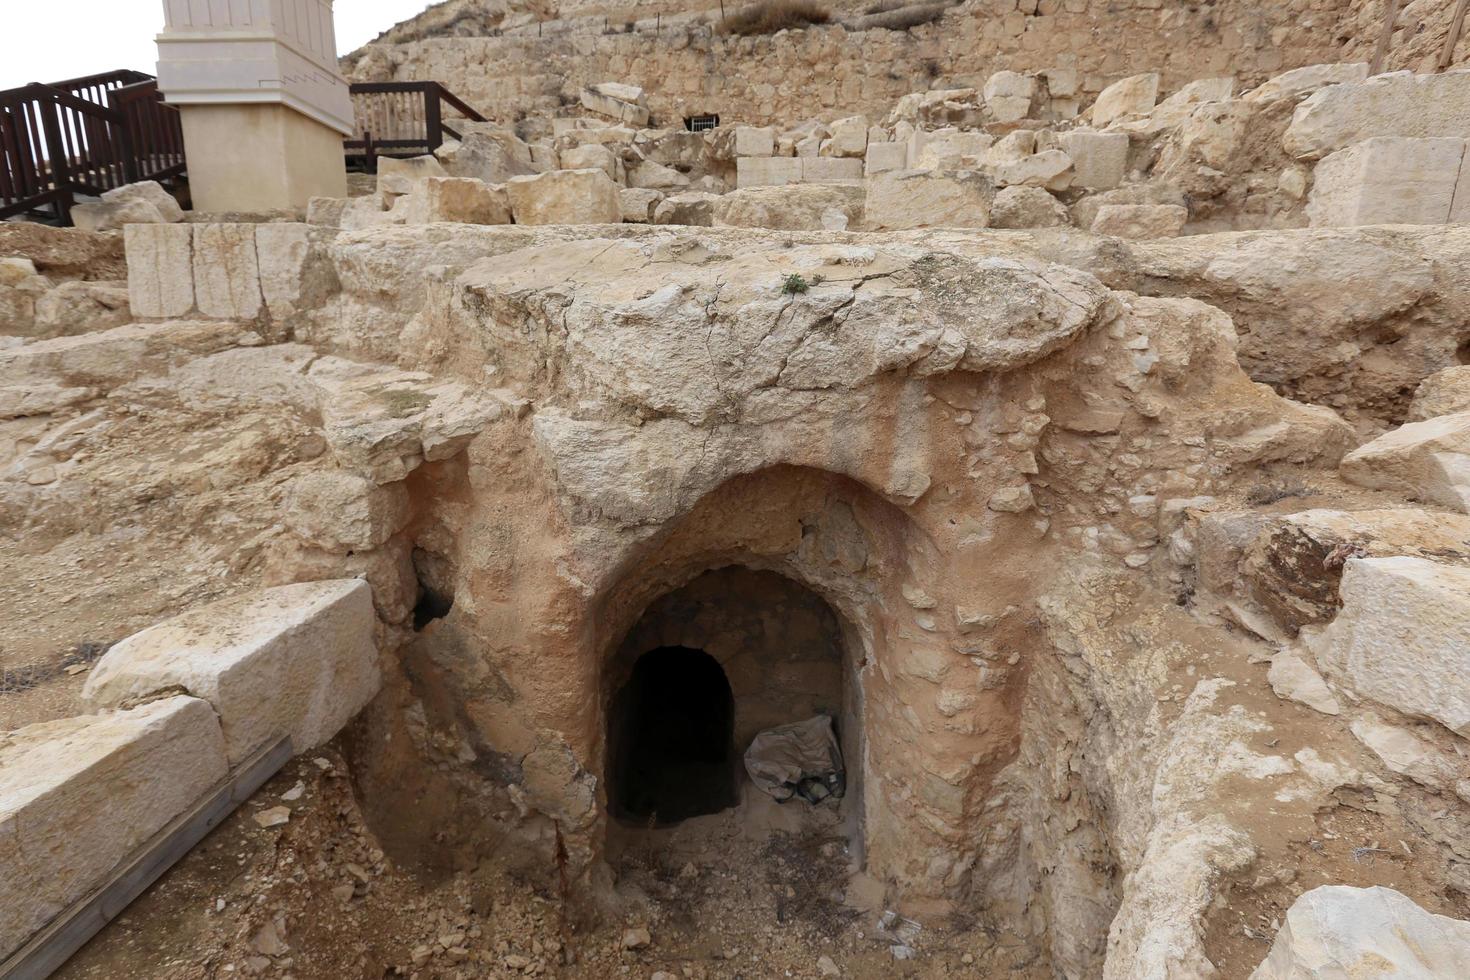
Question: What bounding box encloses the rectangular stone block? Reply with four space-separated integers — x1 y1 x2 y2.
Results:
865 141 908 176
1307 137 1466 227
125 223 194 318
1059 130 1129 190
736 156 802 188
505 168 621 224
732 125 775 158
0 697 227 961
254 223 311 321
801 157 864 186
192 223 262 319
84 580 380 766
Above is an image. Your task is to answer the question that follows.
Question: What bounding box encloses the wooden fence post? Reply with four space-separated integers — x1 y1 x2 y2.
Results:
1439 0 1470 71
1369 0 1401 75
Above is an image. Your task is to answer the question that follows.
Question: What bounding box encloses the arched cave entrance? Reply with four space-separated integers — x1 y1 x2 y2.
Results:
603 566 860 839
608 647 737 824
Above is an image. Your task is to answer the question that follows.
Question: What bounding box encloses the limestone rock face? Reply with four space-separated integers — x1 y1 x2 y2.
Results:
0 696 228 962
505 169 621 225
1250 885 1470 979
712 184 863 231
1340 412 1470 512
864 170 995 230
1243 62 1369 104
1090 203 1187 239
1310 557 1470 736
84 580 381 764
285 471 410 550
1284 71 1470 159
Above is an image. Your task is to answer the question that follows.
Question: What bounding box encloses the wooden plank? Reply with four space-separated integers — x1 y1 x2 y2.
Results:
0 736 293 980
1440 0 1470 70
1370 0 1401 75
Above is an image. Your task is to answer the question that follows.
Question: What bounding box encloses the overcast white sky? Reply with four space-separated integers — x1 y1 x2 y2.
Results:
0 1 434 91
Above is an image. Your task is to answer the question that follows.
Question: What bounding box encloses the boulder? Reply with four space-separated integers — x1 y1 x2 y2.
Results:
70 197 166 232
436 131 538 184
1309 556 1470 735
101 179 185 222
285 471 411 550
1250 885 1470 979
725 125 776 159
505 169 621 225
864 170 995 230
824 116 869 158
626 158 690 191
559 143 619 181
1307 137 1465 227
712 184 864 231
864 141 907 175
913 129 993 169
1340 411 1470 512
1243 63 1370 104
1091 72 1160 127
990 185 1069 228
1285 71 1470 159
0 697 228 962
376 154 448 207
990 148 1074 191
1090 203 1187 239
1266 650 1341 715
83 580 381 765
1410 366 1470 421
619 187 664 223
401 176 512 225
653 191 720 226
32 280 131 338
984 70 1037 123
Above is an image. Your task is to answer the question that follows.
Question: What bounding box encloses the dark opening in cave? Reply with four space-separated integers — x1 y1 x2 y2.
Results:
608 646 738 825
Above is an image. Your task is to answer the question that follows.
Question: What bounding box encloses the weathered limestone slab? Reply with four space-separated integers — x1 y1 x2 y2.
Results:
1310 556 1470 735
801 157 864 186
0 696 228 961
864 141 907 175
193 223 262 319
712 185 863 231
1307 137 1466 227
83 581 381 765
990 148 1074 190
0 320 240 390
732 125 775 157
1243 63 1370 104
254 222 311 321
619 187 663 222
1090 203 1187 239
1340 411 1470 512
560 143 618 180
1091 72 1160 127
505 169 620 225
653 191 719 225
736 156 802 188
913 129 993 169
70 198 166 232
1058 131 1129 189
579 82 649 126
824 115 868 157
1285 71 1470 159
1250 885 1470 978
403 176 513 225
376 154 447 207
864 170 994 230
125 223 194 318
990 185 1069 228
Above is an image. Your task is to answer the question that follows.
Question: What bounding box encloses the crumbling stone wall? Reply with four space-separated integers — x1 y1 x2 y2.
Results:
350 1 1356 127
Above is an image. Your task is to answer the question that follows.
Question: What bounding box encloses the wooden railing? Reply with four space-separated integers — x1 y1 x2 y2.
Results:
346 81 488 171
0 70 185 225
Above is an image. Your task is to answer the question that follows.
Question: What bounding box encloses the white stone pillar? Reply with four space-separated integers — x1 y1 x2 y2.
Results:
156 0 352 211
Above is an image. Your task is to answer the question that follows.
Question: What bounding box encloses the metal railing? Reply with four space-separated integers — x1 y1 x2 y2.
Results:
0 70 185 225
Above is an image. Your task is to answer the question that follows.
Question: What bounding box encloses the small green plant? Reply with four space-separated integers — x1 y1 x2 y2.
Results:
781 273 810 294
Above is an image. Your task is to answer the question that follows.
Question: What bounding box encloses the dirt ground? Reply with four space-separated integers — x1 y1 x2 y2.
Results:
52 749 1049 980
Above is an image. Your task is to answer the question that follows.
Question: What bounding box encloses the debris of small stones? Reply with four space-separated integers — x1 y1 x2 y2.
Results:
651 972 677 980
961 952 974 964
253 806 291 829
250 918 289 956
346 862 370 882
817 954 841 975
410 944 433 967
890 944 916 960
504 954 531 970
312 757 332 770
621 926 652 950
331 883 355 903
281 781 305 801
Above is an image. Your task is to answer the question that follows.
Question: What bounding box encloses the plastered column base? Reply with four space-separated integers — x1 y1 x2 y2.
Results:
180 103 347 212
